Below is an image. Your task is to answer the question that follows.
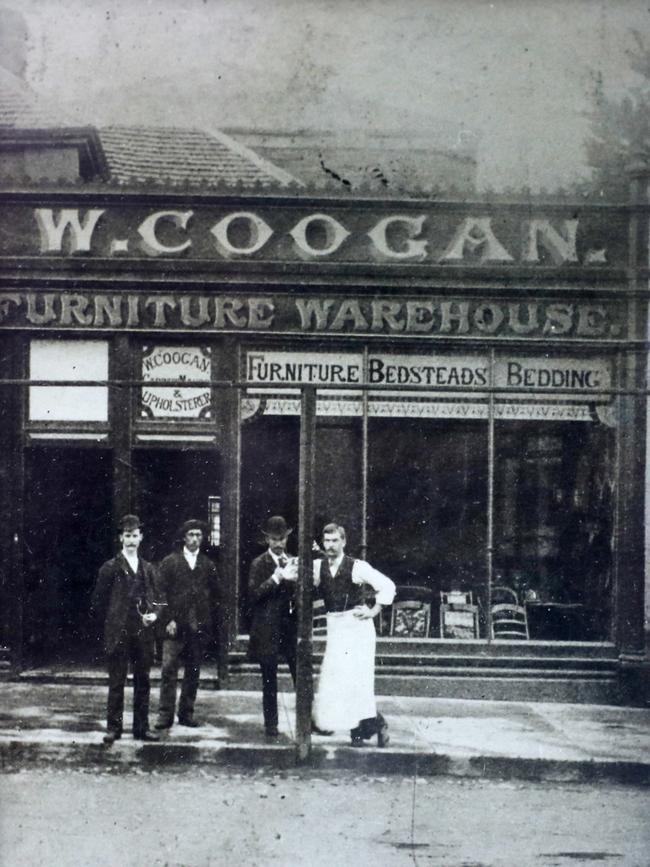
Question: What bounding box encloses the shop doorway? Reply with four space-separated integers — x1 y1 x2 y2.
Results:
133 448 222 564
24 447 113 661
240 417 300 631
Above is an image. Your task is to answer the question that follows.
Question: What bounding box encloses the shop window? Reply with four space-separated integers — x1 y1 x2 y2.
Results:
493 420 615 641
29 339 108 422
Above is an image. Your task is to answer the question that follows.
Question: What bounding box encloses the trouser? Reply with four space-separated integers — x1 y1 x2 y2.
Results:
157 632 204 725
259 652 297 731
350 712 387 741
106 630 153 736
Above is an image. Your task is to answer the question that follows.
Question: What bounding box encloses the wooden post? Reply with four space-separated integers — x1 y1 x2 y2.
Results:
110 335 133 523
213 337 240 686
295 386 316 761
0 335 25 669
617 156 650 689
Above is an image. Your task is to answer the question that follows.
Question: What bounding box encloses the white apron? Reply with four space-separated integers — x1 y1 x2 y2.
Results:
313 609 377 731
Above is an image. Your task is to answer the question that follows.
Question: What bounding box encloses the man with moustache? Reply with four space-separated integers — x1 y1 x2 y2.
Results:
313 522 395 747
91 514 160 745
155 519 219 731
247 516 298 739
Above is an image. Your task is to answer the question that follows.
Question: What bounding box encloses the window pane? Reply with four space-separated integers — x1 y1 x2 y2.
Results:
493 420 615 641
29 340 108 422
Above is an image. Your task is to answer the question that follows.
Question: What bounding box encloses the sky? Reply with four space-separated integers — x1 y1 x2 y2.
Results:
14 0 650 190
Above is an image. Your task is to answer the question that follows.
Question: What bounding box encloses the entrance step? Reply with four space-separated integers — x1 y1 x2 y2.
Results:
227 637 621 704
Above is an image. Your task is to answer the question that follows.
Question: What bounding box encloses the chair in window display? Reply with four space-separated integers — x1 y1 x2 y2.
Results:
313 598 328 637
439 591 480 639
390 599 432 638
386 586 433 637
490 586 530 640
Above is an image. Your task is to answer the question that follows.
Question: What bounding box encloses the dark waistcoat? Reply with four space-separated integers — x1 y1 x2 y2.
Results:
320 555 368 613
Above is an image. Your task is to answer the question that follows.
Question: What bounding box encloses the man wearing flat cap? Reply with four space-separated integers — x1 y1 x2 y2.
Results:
247 515 298 738
155 519 220 730
91 515 160 745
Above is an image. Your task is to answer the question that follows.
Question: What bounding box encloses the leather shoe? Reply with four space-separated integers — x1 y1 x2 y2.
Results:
178 717 200 728
134 730 160 742
154 721 172 730
311 723 333 736
102 731 121 745
377 722 390 748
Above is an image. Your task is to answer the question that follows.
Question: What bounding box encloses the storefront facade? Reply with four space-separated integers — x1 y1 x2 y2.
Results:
0 184 647 700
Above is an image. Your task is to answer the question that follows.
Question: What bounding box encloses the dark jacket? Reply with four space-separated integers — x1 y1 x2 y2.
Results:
156 550 219 638
91 553 158 654
247 551 296 664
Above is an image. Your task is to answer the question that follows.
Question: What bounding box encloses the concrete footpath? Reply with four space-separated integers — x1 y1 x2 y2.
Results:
2 673 650 785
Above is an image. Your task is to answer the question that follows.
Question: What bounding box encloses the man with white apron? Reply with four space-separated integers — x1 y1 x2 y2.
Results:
313 523 395 747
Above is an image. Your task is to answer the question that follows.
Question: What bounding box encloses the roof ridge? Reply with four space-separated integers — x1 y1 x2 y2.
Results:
204 126 302 187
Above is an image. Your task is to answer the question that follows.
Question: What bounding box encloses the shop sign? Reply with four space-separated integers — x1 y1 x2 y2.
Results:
244 351 613 423
0 202 624 267
0 291 626 341
140 345 211 419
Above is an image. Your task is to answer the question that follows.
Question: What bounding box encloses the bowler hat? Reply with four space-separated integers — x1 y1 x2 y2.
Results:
118 514 143 532
178 518 207 538
262 516 293 539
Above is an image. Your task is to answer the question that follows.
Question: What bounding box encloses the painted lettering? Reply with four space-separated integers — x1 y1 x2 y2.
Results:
290 213 350 258
522 219 579 264
247 298 275 330
330 300 369 331
144 295 177 327
440 217 514 262
180 296 210 327
93 295 123 327
214 297 247 329
60 293 92 325
405 301 435 333
211 211 273 257
367 215 428 260
138 211 193 256
295 298 335 330
34 208 105 254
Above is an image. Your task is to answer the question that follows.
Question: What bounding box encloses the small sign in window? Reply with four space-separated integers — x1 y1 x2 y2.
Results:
141 345 212 420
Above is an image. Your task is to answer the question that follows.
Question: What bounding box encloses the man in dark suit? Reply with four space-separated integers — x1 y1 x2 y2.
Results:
247 516 298 738
91 514 160 745
155 519 219 730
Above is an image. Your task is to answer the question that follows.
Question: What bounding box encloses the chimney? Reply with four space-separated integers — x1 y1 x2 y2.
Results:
0 7 28 79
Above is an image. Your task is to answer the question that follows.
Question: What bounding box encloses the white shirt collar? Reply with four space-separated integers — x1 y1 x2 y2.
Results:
183 547 199 568
122 550 139 572
326 554 344 574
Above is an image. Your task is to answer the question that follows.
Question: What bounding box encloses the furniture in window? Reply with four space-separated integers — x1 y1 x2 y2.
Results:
490 586 530 640
491 585 519 606
439 590 480 639
390 599 431 638
313 598 328 637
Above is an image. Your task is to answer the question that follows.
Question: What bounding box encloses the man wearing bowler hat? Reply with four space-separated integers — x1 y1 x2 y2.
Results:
155 519 220 730
91 514 160 745
247 516 298 738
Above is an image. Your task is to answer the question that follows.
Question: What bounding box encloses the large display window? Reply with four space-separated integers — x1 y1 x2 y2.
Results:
240 345 618 642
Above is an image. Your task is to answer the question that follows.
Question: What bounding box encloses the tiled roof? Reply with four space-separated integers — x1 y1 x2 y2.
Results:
0 67 67 129
98 125 299 187
0 70 299 187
